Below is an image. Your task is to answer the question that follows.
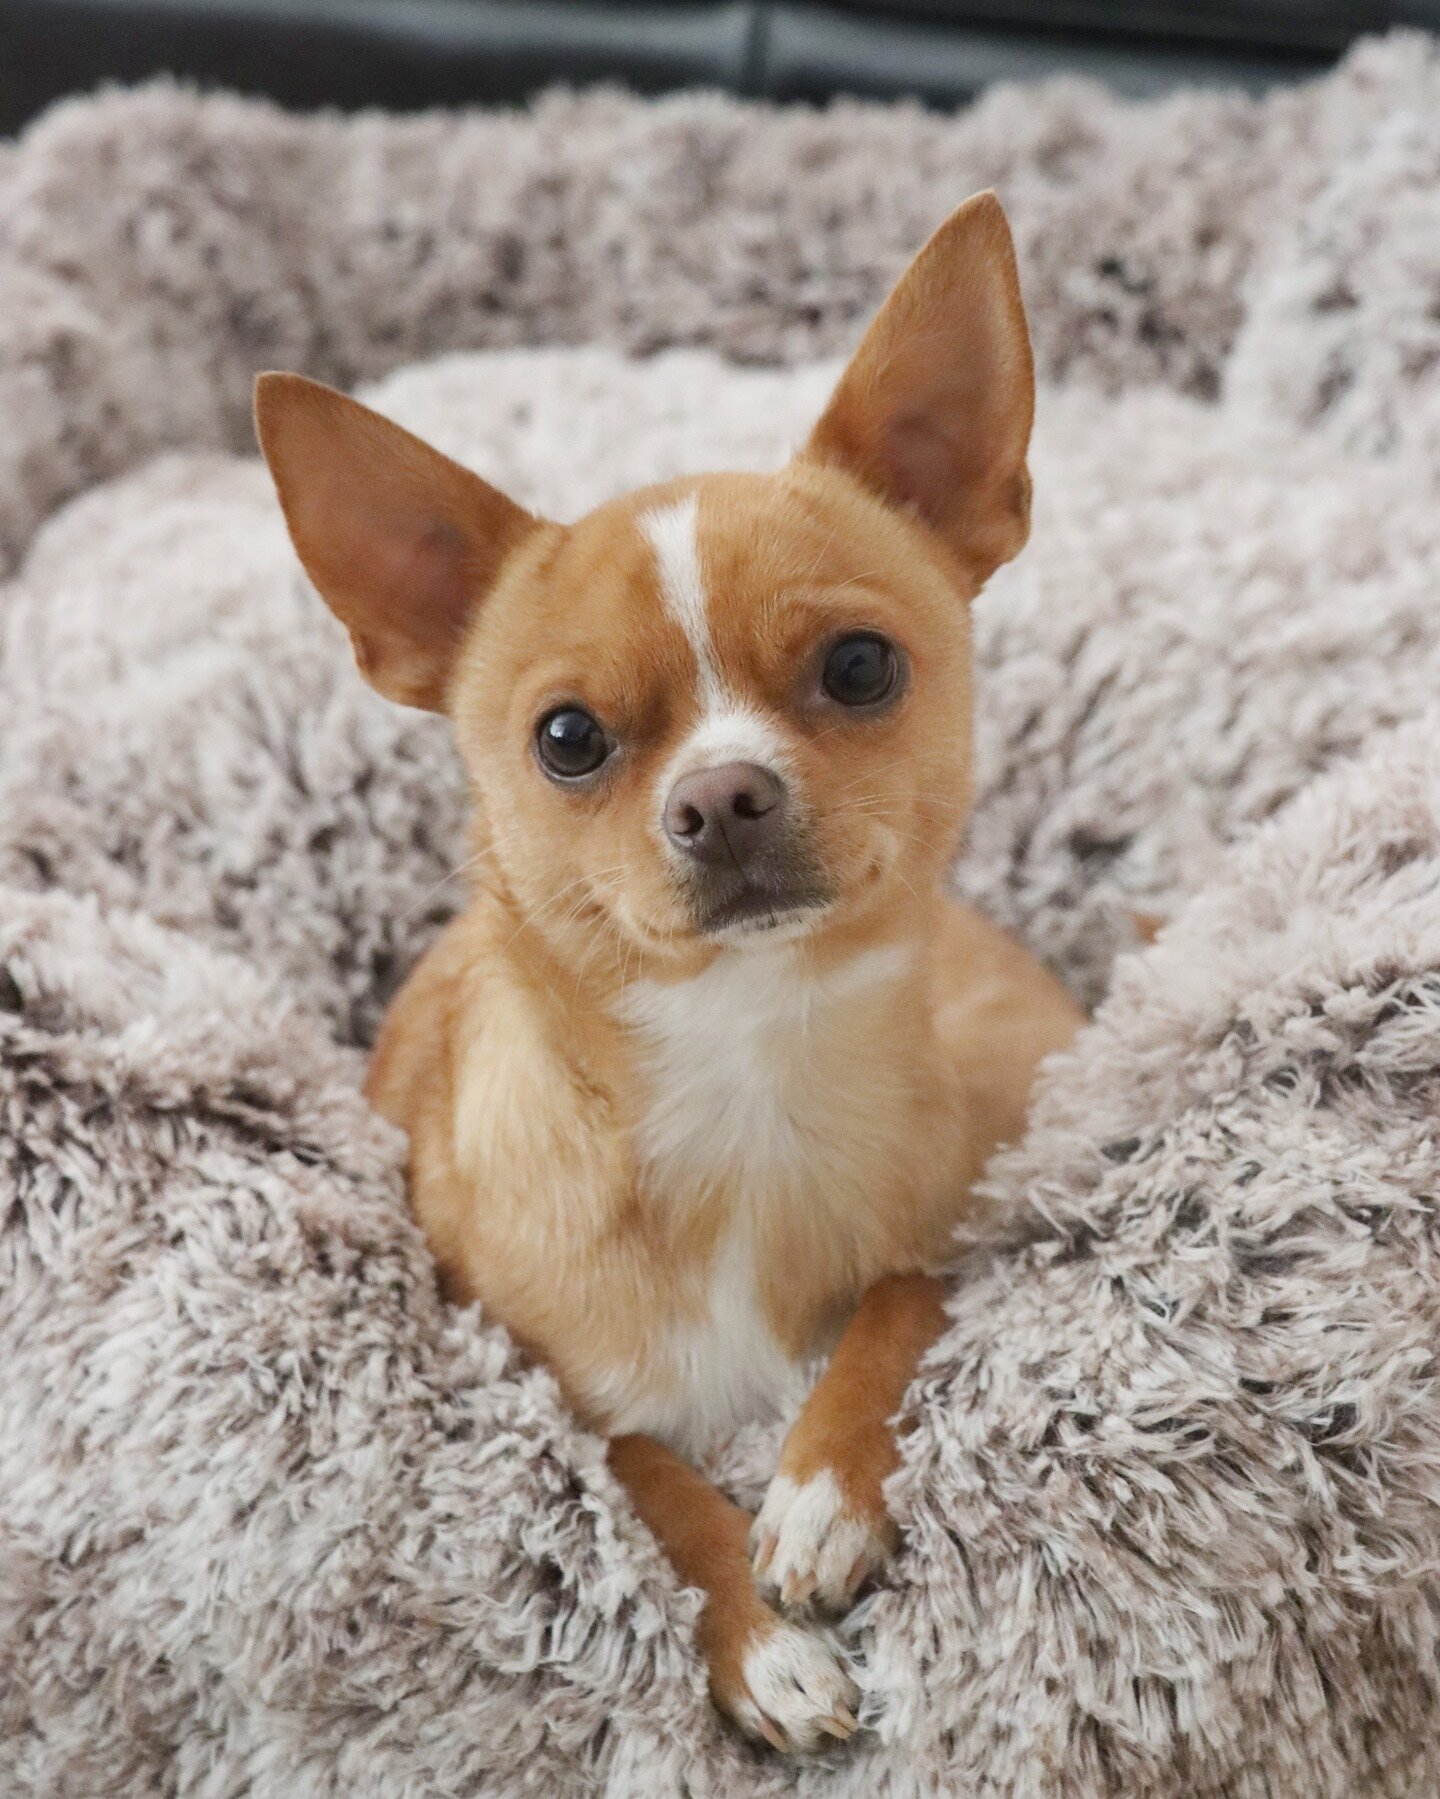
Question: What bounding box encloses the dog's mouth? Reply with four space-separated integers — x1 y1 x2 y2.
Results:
694 880 834 943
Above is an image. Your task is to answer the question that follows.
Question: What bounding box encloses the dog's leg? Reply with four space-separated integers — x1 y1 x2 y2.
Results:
608 1432 859 1751
750 1272 947 1611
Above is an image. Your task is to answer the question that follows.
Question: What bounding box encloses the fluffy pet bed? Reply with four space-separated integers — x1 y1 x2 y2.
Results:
4 35 1440 1797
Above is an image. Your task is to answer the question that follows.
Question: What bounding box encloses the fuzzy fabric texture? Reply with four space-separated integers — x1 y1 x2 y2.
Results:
4 34 1440 1797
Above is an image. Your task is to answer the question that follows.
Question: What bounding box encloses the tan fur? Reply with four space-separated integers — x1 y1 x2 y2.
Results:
257 191 1082 1752
607 1434 798 1736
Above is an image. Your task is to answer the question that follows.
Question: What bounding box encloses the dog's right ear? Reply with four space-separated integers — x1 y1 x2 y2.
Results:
254 373 541 711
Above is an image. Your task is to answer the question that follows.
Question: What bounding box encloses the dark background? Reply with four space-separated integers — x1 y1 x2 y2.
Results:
2 1 1434 136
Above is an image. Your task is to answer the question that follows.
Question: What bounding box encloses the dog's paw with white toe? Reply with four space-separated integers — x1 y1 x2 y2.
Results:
751 1469 896 1612
730 1615 860 1754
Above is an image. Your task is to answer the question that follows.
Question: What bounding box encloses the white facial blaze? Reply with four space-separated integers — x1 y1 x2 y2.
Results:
640 493 721 706
639 494 787 780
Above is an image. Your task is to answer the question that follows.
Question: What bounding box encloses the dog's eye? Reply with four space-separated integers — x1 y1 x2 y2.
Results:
536 707 610 779
822 634 899 708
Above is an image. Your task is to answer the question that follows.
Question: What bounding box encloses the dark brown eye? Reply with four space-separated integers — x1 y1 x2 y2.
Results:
822 634 899 708
536 707 610 779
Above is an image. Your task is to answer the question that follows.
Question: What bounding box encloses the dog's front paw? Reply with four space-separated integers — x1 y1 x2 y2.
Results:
751 1467 896 1612
721 1612 860 1753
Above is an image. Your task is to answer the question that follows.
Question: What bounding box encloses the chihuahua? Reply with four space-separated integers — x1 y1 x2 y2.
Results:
255 192 1080 1753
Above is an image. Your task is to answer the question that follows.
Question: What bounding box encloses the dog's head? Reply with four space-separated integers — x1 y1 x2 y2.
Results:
256 193 1033 966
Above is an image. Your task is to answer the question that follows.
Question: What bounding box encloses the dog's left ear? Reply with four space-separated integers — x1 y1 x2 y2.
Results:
800 191 1034 587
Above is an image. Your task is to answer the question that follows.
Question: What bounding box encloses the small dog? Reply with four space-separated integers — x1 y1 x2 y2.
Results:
256 192 1080 1752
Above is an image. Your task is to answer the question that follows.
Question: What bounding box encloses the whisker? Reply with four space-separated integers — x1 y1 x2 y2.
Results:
398 845 492 925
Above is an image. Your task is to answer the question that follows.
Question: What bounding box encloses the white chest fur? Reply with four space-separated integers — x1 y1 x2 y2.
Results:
607 939 914 1455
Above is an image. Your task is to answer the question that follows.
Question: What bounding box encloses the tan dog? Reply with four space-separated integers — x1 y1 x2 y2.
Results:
255 192 1080 1753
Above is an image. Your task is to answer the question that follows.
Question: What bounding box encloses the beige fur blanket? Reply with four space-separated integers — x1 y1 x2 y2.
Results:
3 35 1440 1796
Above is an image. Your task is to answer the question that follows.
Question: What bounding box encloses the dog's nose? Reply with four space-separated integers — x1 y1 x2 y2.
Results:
663 762 786 869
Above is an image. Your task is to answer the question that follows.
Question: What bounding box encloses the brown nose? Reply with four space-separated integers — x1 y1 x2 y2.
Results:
663 762 786 869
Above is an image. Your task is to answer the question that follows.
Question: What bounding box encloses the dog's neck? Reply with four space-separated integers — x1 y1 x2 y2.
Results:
476 855 940 1226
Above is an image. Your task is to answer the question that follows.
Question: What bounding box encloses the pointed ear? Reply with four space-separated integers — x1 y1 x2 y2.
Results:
254 373 541 711
801 191 1035 587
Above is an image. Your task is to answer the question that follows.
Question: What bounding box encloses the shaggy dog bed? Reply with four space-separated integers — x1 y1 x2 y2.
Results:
4 34 1440 1797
